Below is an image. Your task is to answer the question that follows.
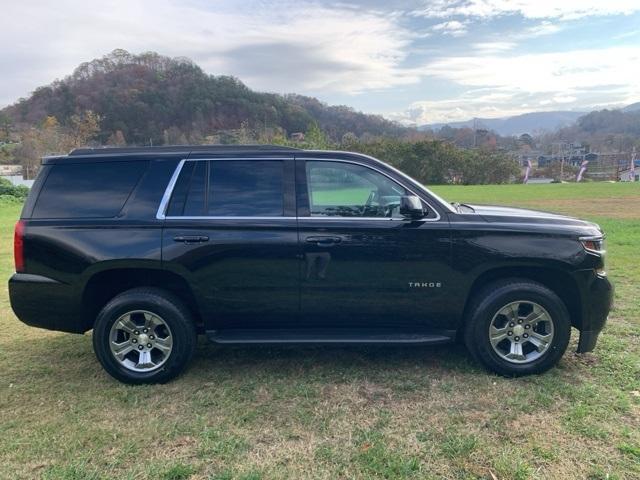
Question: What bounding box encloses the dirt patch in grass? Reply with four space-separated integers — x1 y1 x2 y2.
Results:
519 197 640 219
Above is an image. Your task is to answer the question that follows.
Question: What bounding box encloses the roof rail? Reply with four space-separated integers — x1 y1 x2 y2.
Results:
68 144 301 156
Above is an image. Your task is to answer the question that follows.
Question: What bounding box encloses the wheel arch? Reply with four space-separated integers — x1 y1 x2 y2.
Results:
461 266 583 333
81 268 203 332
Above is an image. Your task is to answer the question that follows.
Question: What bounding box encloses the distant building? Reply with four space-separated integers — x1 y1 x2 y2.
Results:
290 132 305 142
527 177 554 184
537 143 594 168
515 150 542 167
0 166 34 188
0 165 22 176
619 160 640 182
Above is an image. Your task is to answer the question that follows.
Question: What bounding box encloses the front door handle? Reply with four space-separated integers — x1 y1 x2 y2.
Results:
173 235 209 244
305 236 342 246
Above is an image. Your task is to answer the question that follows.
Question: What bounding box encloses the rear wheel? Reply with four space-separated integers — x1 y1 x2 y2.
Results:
464 279 571 376
93 287 196 384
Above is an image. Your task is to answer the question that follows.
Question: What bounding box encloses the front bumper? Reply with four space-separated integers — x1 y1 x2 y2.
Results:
576 273 614 353
9 273 86 333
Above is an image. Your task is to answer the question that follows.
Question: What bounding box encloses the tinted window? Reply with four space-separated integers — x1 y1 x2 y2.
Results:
209 161 284 216
306 161 407 218
166 161 207 216
33 161 147 218
167 160 285 217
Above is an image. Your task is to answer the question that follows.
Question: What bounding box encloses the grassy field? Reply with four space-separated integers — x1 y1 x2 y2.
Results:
0 183 638 480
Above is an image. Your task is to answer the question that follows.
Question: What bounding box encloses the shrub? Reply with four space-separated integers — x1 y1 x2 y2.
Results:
0 177 29 200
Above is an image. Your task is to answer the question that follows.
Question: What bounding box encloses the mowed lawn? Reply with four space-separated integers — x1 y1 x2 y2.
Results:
0 183 639 480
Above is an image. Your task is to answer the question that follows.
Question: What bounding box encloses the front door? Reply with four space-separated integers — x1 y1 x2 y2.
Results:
161 157 300 330
297 158 454 331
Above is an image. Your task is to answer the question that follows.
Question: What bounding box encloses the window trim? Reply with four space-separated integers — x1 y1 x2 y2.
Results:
156 157 442 222
156 157 293 220
298 158 442 222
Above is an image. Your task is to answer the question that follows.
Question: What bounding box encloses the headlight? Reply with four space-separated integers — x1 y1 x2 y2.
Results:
580 236 605 254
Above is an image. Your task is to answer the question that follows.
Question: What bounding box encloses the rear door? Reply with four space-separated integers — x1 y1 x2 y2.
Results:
160 156 300 330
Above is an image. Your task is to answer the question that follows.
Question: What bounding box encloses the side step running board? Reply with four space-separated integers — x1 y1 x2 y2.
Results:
205 329 455 345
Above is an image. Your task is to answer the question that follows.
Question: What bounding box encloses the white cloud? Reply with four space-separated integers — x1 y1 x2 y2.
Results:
552 95 578 104
413 0 640 20
431 20 469 36
0 0 419 106
472 42 517 53
394 45 640 123
419 46 640 95
524 21 563 37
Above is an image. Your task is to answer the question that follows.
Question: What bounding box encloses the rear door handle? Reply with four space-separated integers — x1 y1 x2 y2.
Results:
173 235 209 244
305 236 342 246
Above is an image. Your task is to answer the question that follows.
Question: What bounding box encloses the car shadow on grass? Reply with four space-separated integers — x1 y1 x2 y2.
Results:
5 331 586 396
3 330 484 385
189 339 480 380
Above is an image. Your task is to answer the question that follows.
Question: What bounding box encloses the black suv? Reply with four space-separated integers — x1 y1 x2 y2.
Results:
9 146 613 383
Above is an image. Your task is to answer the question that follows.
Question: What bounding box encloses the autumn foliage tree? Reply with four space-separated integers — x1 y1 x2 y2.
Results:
13 111 101 178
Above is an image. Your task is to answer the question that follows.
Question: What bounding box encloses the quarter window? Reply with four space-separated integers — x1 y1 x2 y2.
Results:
33 161 147 218
305 161 408 218
166 161 206 216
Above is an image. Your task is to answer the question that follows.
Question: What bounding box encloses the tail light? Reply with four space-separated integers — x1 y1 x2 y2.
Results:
14 220 25 273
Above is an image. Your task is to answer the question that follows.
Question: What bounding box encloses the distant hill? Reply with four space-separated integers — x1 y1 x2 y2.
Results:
1 49 407 145
421 111 587 136
622 102 640 113
574 107 640 135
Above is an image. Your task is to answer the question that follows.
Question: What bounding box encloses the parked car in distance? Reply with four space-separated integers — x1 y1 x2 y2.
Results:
9 145 613 383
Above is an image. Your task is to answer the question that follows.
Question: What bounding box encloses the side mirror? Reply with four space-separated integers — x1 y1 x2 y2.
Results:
400 195 425 220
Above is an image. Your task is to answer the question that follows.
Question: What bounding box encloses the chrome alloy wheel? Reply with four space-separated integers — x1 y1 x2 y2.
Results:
489 301 555 364
109 310 173 372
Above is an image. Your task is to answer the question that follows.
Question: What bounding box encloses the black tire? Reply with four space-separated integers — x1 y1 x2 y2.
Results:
92 287 197 384
464 278 571 376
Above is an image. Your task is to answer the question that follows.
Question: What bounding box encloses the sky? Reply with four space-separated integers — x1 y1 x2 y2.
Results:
1 0 639 125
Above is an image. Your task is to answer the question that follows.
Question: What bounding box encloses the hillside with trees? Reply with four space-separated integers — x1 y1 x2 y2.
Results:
537 108 640 154
2 49 407 146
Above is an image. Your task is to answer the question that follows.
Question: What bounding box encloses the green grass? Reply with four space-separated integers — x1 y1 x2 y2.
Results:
0 182 639 479
432 181 640 202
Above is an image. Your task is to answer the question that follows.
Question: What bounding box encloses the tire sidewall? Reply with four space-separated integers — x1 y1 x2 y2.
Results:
470 282 571 376
93 291 195 384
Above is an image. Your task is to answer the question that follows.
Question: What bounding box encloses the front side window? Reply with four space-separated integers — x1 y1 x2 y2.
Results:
167 160 284 217
306 161 408 218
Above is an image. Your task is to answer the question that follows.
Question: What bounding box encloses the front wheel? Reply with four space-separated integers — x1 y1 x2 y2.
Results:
92 287 197 384
464 279 571 376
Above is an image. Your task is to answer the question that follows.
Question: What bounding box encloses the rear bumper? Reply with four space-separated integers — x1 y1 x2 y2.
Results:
8 273 86 333
576 273 614 353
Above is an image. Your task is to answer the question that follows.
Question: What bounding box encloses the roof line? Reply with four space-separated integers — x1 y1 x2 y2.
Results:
68 144 301 156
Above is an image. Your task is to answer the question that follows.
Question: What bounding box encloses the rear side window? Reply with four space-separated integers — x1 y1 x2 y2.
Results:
167 160 284 217
209 161 283 216
33 162 147 219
